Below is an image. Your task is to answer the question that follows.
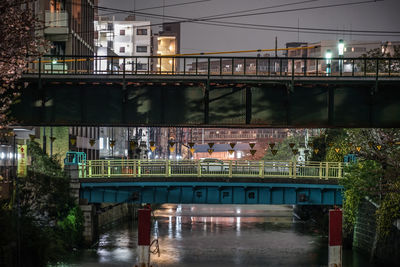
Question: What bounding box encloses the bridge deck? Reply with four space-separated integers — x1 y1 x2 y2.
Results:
76 160 343 205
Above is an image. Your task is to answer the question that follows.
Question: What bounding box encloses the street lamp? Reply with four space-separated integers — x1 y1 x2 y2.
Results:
325 49 332 76
338 39 344 75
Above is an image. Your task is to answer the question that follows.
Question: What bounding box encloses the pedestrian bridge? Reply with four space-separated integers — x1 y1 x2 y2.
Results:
73 159 344 206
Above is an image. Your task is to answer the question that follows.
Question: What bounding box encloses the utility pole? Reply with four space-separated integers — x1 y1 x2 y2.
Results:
275 36 278 57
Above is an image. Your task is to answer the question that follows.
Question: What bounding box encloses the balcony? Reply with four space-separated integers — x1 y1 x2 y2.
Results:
44 11 69 41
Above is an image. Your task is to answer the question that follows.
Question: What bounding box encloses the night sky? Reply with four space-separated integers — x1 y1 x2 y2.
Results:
99 0 400 54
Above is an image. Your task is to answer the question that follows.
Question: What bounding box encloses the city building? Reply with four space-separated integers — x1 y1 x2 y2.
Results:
35 0 95 69
285 40 388 74
95 15 151 72
152 23 181 72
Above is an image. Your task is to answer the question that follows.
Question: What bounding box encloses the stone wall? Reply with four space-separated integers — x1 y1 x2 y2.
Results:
353 198 400 265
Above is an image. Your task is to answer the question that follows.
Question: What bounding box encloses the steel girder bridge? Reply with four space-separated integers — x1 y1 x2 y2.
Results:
13 55 400 128
76 159 343 205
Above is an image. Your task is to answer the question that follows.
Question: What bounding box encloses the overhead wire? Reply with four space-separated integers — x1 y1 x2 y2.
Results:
37 0 400 38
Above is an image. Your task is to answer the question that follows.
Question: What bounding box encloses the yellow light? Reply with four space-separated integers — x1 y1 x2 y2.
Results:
157 51 162 54
169 60 172 64
156 64 160 68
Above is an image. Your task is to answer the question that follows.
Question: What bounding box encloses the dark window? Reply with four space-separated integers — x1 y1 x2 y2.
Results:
120 29 125 36
196 191 202 198
120 47 125 53
248 192 255 199
136 46 147 53
137 29 147 35
222 192 229 198
107 23 113 31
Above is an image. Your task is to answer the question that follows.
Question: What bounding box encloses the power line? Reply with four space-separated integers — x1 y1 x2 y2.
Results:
41 0 399 37
134 0 212 12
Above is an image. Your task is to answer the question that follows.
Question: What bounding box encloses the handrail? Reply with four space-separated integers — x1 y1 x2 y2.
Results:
78 159 343 179
24 55 400 79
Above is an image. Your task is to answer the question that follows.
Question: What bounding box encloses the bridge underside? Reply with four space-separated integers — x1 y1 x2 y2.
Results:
13 76 400 127
79 180 343 205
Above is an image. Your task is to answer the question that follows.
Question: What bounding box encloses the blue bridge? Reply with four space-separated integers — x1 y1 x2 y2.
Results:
67 156 344 205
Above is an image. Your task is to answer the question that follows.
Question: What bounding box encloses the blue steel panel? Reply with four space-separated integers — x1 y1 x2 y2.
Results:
168 188 182 203
78 182 343 205
92 190 105 203
271 189 283 204
181 187 193 203
336 190 343 205
154 187 168 203
245 189 258 204
142 188 155 203
233 188 245 204
285 188 297 204
207 187 220 204
104 190 117 203
116 191 132 203
322 190 334 205
194 188 206 204
309 189 322 204
259 188 271 204
220 189 233 204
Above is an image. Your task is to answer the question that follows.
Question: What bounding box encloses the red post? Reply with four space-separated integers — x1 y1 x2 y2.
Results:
138 207 152 267
329 209 342 267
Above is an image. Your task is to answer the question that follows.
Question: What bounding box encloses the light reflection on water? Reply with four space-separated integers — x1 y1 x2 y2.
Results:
54 204 378 267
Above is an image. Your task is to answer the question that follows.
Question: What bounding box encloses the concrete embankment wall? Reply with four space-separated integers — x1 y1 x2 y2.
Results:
80 203 138 245
353 198 400 265
97 203 138 229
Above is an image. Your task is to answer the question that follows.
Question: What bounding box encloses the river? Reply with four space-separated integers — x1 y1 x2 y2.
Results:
55 204 377 267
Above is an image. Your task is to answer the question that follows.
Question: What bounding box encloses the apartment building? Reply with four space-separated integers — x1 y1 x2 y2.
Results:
95 15 151 72
36 0 95 56
152 22 181 72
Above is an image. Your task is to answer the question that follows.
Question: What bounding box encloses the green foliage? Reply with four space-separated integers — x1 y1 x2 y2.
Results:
376 182 400 239
340 160 383 233
340 128 400 240
309 128 348 162
263 135 304 161
57 206 84 249
360 45 400 74
0 141 84 266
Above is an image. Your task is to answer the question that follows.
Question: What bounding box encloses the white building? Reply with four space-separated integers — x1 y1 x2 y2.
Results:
95 16 151 72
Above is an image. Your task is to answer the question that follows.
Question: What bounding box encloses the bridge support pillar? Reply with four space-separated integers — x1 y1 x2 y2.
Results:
329 209 342 267
137 207 152 267
80 204 97 245
65 164 98 244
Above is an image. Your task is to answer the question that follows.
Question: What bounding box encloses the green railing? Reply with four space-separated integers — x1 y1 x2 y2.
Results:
79 159 343 179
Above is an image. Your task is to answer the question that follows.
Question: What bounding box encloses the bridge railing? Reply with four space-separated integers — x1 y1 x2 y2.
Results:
79 159 343 179
25 55 400 78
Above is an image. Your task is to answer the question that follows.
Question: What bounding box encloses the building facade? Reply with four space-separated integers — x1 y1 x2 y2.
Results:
95 16 151 72
152 23 181 73
36 0 95 56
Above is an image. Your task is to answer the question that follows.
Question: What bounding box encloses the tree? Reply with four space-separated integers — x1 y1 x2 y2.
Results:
262 135 305 161
0 0 48 130
360 44 400 74
343 129 400 239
